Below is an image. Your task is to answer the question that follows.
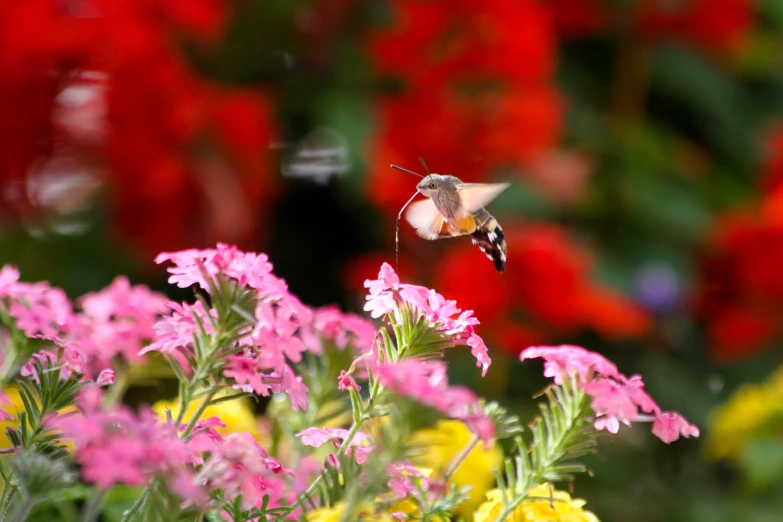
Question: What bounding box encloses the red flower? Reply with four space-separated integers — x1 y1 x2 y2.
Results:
636 0 754 53
549 0 754 55
549 0 607 38
698 128 783 360
365 0 562 216
0 0 280 258
423 223 651 354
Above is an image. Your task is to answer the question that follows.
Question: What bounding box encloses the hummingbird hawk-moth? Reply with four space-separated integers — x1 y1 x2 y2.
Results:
393 158 510 273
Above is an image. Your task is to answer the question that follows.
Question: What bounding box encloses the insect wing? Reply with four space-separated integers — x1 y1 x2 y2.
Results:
405 198 446 240
456 183 511 214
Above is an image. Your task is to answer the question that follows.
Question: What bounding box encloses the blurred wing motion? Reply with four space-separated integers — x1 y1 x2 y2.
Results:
405 198 446 240
456 183 511 214
404 181 510 273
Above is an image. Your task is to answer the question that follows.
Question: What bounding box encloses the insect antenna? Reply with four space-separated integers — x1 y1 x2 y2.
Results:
390 164 424 179
418 157 431 175
396 191 419 275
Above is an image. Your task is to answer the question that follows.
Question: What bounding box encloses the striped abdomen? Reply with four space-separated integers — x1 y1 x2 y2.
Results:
470 208 507 273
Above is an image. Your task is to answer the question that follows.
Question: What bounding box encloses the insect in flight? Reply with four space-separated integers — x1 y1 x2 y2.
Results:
393 158 510 273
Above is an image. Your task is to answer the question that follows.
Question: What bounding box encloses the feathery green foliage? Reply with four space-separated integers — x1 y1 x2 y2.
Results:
491 375 596 522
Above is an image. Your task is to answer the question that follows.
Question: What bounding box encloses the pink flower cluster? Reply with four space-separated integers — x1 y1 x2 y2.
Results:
1 244 377 417
0 265 167 380
376 359 495 445
49 397 297 511
0 265 72 341
49 405 188 490
148 244 377 411
141 300 216 356
296 427 374 464
387 461 442 500
364 263 491 376
77 276 168 367
303 306 378 355
156 244 288 298
521 345 700 443
188 426 293 510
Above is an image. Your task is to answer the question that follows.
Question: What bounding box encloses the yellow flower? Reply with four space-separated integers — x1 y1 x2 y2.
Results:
0 388 25 450
410 419 502 521
473 484 600 522
152 394 261 439
706 365 783 461
1 387 76 451
306 502 396 522
388 498 447 522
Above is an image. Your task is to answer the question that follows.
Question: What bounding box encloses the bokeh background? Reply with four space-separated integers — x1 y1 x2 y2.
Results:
3 0 783 520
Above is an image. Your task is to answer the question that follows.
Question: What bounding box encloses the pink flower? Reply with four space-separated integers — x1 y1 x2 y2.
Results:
225 354 268 396
338 370 361 392
193 432 293 510
274 365 309 412
523 344 698 443
296 427 373 464
364 262 400 295
464 413 496 448
363 263 491 374
49 406 189 490
155 244 282 299
252 301 308 366
7 282 74 341
141 301 215 355
467 334 491 377
76 386 102 413
349 444 373 464
296 427 370 448
21 351 80 382
582 378 643 433
297 427 344 447
520 345 621 384
77 276 167 365
228 361 309 411
169 470 210 508
376 359 493 445
0 390 14 422
305 306 377 353
363 290 398 319
652 412 700 444
96 369 115 386
619 375 660 414
0 265 20 297
388 462 435 499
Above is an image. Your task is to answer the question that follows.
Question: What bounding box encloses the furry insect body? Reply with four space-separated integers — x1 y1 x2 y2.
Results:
470 208 507 273
401 171 510 273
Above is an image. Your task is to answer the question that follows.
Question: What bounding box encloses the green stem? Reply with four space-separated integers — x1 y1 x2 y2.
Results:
101 366 130 408
119 482 154 522
10 496 31 522
0 485 18 521
79 489 104 522
181 387 219 439
288 376 383 515
442 433 479 482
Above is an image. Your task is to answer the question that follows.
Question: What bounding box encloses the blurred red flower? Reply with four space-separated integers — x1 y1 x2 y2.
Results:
351 223 650 357
698 129 783 360
549 0 607 38
0 0 277 257
365 0 562 215
635 0 754 53
550 0 754 54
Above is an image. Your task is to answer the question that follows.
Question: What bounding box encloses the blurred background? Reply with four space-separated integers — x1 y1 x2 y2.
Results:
3 0 783 520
